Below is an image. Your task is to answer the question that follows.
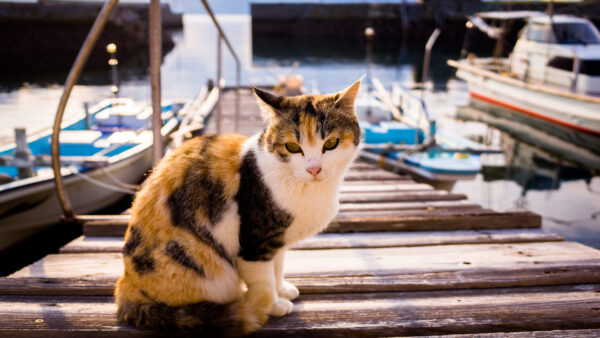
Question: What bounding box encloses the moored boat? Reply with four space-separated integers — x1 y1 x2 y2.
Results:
357 80 488 188
0 98 184 251
449 12 600 153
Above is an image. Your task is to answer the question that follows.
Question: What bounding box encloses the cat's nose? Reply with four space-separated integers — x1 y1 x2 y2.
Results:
306 166 321 177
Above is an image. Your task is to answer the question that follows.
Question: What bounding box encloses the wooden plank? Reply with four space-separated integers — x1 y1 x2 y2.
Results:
344 171 410 181
338 191 467 203
12 242 600 288
3 263 600 296
342 179 417 185
1 284 599 336
83 210 539 237
59 229 564 254
441 329 600 337
260 284 600 336
328 211 542 232
86 203 526 237
338 200 481 212
338 183 433 193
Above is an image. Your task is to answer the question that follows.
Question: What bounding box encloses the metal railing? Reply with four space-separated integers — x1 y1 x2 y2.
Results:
50 0 240 223
199 0 241 135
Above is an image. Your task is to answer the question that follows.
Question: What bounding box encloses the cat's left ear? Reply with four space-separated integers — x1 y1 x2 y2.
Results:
252 86 283 121
335 77 362 112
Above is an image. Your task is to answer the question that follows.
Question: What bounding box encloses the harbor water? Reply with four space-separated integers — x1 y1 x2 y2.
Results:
1 14 599 252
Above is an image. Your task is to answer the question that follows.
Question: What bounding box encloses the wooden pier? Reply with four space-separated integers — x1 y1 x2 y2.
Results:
1 88 600 336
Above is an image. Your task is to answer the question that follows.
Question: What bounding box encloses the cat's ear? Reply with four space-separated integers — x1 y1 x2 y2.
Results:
252 86 283 120
334 77 362 111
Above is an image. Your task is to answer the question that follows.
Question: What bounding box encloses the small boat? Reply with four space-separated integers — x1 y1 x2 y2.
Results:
449 12 600 153
0 97 184 251
357 79 487 188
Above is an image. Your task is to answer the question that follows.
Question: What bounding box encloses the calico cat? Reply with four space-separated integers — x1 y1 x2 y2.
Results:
114 79 362 335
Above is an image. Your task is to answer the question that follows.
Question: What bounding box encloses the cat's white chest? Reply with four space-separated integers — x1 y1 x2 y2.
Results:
276 181 340 245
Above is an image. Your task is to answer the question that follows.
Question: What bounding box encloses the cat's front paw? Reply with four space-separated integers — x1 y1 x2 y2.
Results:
269 297 294 317
278 280 300 300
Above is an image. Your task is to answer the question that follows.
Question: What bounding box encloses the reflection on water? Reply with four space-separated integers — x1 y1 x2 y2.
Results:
0 14 598 249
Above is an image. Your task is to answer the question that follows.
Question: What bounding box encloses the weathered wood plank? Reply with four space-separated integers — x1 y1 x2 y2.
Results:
85 207 535 237
338 190 467 203
338 200 481 212
342 179 417 185
1 284 599 336
344 170 410 181
60 229 563 254
441 329 600 337
328 211 542 232
4 263 598 296
12 242 600 289
338 183 433 193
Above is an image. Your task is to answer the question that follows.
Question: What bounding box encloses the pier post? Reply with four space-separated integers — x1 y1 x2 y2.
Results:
14 128 33 179
150 0 163 166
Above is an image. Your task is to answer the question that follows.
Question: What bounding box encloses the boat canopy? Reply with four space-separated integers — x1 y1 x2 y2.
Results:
468 11 544 39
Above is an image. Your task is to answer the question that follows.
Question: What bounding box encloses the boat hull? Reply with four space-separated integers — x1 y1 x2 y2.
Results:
0 99 184 251
0 141 151 251
454 61 600 154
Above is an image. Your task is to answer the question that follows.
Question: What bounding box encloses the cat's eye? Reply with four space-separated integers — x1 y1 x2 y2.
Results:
323 138 339 152
285 142 303 154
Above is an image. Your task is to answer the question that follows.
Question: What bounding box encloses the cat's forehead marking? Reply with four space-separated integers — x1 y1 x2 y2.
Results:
290 96 328 145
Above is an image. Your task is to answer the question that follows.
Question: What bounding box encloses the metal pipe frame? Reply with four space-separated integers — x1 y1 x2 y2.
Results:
216 32 222 134
199 0 241 132
51 0 119 222
150 0 163 166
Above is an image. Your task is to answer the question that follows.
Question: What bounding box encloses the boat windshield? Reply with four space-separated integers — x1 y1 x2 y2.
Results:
552 22 600 45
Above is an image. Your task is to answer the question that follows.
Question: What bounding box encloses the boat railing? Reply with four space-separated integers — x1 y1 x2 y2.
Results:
50 0 241 223
371 77 434 142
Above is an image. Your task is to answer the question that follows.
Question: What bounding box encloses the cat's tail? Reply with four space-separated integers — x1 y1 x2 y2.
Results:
116 284 273 336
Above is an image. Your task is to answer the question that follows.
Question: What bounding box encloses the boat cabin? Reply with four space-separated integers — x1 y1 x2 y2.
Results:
509 15 600 95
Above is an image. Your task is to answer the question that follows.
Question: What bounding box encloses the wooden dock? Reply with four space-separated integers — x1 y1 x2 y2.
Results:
1 88 600 336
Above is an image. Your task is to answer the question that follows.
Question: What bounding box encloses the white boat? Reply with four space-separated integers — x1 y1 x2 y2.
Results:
0 98 184 251
449 12 600 152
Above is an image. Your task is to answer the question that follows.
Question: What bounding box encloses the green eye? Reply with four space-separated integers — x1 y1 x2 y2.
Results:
285 142 303 154
323 138 339 151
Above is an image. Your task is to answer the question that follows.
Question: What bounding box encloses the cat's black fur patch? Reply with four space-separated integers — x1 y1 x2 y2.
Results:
165 240 205 277
235 150 293 261
123 226 141 256
167 190 234 266
167 139 227 227
118 298 242 337
132 250 155 275
166 136 234 267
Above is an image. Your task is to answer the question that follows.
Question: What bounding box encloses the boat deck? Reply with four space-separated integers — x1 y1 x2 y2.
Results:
1 88 600 336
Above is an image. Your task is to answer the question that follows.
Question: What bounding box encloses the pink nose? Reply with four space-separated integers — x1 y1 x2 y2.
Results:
306 167 321 177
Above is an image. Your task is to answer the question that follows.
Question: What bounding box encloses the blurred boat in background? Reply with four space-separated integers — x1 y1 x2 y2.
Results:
449 12 600 153
357 78 497 189
0 98 185 251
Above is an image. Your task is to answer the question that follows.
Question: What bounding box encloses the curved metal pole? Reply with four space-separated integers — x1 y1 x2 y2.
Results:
51 0 119 222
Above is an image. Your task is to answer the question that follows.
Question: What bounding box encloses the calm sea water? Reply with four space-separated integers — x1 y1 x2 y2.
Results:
1 14 599 250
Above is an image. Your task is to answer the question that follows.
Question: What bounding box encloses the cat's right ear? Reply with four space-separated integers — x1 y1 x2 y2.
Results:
252 86 283 121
